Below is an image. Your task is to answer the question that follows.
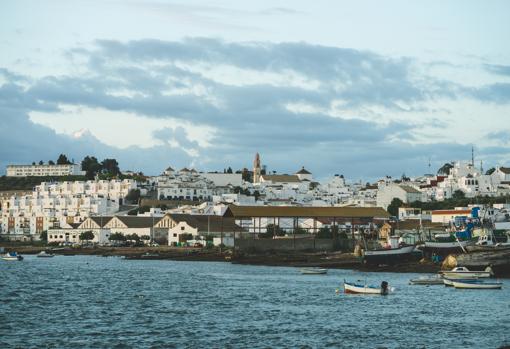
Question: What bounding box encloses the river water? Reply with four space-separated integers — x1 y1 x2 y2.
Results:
1 255 509 348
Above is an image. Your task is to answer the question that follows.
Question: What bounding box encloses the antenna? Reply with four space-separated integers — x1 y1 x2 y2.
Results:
471 145 475 167
428 157 431 173
480 160 483 174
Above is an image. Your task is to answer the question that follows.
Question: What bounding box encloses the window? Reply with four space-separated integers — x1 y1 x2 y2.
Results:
173 233 177 237
181 226 185 230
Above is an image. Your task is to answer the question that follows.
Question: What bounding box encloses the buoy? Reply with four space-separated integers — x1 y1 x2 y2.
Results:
335 289 340 294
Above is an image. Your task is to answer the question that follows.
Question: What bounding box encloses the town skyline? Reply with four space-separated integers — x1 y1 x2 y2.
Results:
1 0 509 179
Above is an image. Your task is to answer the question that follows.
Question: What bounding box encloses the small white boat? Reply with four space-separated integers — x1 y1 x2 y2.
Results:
343 280 391 295
443 277 478 287
440 266 493 278
409 275 444 285
452 280 503 290
37 251 55 258
2 252 23 261
300 267 328 275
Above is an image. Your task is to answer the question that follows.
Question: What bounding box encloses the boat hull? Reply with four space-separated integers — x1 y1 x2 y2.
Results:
452 280 502 289
423 240 472 257
343 281 388 295
300 268 327 275
2 256 23 261
409 277 444 285
362 245 416 265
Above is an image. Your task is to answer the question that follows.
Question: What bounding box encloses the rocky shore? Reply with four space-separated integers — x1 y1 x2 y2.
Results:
5 244 444 274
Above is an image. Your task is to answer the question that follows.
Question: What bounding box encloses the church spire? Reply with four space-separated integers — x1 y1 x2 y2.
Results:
253 153 261 184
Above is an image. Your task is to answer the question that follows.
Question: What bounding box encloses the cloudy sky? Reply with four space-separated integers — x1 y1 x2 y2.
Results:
1 0 509 180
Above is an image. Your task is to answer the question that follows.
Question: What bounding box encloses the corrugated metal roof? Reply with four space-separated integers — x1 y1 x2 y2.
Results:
223 205 390 218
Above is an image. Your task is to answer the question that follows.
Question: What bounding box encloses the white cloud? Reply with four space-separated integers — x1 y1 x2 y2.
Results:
29 105 216 149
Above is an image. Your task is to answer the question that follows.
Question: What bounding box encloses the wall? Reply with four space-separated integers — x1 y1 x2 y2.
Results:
235 237 335 252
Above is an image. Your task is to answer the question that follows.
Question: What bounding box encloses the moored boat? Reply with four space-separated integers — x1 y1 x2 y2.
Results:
443 277 479 287
440 266 493 278
451 280 503 289
343 280 391 295
362 236 417 265
2 252 23 261
409 275 444 285
37 251 55 258
300 267 327 275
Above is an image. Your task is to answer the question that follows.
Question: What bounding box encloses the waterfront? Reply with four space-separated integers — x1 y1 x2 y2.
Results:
1 256 509 348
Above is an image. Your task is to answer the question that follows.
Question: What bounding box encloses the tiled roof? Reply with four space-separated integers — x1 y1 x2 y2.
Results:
224 205 390 218
296 167 311 175
261 175 301 183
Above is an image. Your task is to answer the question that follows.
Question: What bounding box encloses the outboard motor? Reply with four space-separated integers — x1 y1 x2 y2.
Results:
380 281 389 295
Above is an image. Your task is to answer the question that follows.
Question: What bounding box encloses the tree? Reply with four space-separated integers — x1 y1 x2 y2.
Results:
109 232 126 241
32 162 36 165
226 167 233 174
266 224 285 237
79 230 95 242
437 162 454 175
81 156 102 179
38 160 44 165
486 167 496 175
40 230 48 242
48 160 55 165
253 190 260 201
101 158 121 176
387 197 404 216
57 154 72 165
452 190 466 200
125 189 141 203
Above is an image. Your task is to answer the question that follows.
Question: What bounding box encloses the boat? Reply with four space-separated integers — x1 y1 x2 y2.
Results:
37 251 55 258
423 214 478 256
443 277 479 287
451 279 503 290
362 236 416 265
343 280 391 295
409 275 444 285
440 266 493 278
300 267 328 275
2 252 24 261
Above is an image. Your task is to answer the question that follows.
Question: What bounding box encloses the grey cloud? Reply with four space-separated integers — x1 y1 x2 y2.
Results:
484 64 510 76
1 38 510 178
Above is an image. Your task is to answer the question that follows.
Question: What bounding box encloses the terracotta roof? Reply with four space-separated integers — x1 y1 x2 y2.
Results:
223 205 390 219
296 167 311 175
261 175 301 183
431 210 471 215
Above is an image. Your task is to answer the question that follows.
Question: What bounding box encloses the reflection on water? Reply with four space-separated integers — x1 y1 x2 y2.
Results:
1 255 509 348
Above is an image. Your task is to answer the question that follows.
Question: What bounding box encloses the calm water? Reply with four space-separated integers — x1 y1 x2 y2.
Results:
1 255 509 349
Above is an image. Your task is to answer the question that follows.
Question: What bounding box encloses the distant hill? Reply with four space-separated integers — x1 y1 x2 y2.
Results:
0 175 87 191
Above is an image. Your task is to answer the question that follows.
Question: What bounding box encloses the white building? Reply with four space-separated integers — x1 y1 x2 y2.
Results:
376 183 423 209
6 164 85 177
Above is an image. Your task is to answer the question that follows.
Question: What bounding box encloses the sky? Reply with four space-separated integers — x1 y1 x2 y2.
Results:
1 0 509 180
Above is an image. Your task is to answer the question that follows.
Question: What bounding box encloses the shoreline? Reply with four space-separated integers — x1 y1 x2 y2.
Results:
5 245 444 274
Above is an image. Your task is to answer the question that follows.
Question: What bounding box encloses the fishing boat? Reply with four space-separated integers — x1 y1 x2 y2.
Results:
300 267 327 275
343 280 391 295
440 266 493 278
37 251 55 258
409 275 444 285
362 236 416 265
2 252 23 261
451 280 503 290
